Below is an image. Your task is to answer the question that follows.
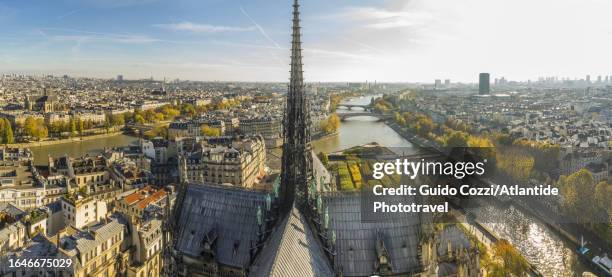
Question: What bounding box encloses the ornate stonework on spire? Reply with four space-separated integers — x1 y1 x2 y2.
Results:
280 0 313 213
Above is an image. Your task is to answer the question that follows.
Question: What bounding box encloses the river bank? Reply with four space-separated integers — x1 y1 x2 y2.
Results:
449 208 544 276
312 131 339 141
383 117 592 275
10 131 127 148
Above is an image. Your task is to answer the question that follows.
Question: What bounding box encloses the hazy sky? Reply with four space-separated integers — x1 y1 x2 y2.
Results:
1 0 611 82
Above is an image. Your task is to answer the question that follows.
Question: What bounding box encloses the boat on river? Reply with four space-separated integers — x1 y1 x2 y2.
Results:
578 236 612 277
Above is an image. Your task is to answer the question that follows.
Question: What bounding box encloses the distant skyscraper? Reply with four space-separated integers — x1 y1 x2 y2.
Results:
586 75 591 83
434 79 442 88
479 73 490 95
117 74 123 82
597 75 602 83
444 79 450 86
499 77 507 85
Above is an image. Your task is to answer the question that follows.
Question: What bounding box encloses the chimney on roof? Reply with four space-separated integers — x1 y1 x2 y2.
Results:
48 155 54 169
56 231 60 251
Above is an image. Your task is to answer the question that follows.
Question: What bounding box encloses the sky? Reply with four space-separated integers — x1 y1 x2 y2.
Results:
0 0 611 82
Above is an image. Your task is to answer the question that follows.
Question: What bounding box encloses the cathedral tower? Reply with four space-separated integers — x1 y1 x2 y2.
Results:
280 0 313 213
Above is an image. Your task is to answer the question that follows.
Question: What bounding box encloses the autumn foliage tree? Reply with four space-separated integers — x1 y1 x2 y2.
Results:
24 117 48 140
558 169 596 225
444 131 469 147
512 139 560 174
201 125 221 137
414 114 434 137
319 113 340 134
0 118 14 144
489 239 530 276
496 150 534 183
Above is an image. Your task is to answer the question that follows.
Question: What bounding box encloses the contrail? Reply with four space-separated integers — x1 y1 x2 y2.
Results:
239 5 281 49
57 9 83 20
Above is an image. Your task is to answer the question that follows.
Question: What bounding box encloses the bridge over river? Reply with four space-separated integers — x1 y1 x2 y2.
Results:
339 112 392 121
336 103 373 111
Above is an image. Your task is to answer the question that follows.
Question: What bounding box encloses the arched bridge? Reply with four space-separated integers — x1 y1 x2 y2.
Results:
125 123 154 133
339 112 392 121
336 103 372 111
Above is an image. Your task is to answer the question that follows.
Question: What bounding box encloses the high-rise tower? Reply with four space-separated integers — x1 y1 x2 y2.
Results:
280 0 312 214
479 73 490 95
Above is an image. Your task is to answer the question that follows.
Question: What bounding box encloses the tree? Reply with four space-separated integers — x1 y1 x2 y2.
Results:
83 120 92 130
112 114 125 126
329 94 345 112
160 105 180 119
195 105 209 114
181 104 196 117
494 133 513 146
24 117 48 140
49 121 64 135
0 118 5 144
76 118 84 135
491 239 530 276
104 119 111 133
468 135 496 160
402 112 415 123
373 98 392 113
393 112 406 126
445 131 469 147
144 110 157 123
38 123 48 139
144 126 169 139
594 181 611 224
154 112 165 122
201 125 221 137
69 118 77 136
134 114 145 124
496 150 534 183
561 169 596 224
595 181 611 209
320 113 340 134
414 114 434 137
3 119 13 144
318 152 329 167
513 139 560 174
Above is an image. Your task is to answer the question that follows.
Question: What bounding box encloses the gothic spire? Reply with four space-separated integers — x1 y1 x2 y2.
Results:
280 0 313 214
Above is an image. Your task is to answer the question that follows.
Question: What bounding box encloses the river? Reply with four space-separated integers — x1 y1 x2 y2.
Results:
312 94 421 155
29 95 589 275
473 204 588 276
30 134 139 165
312 94 589 276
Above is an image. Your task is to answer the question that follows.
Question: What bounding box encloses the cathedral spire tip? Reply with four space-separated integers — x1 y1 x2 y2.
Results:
280 0 312 214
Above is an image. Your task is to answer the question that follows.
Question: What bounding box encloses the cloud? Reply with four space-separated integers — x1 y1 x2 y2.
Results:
65 0 159 9
134 60 282 70
52 34 158 44
326 6 434 30
41 28 159 44
153 22 256 33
